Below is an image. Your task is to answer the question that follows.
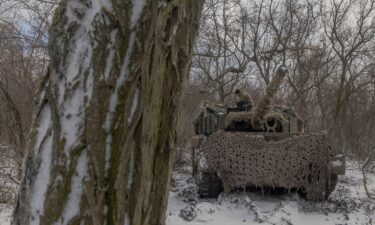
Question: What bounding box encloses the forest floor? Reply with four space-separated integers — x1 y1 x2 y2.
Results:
167 161 375 225
0 161 374 225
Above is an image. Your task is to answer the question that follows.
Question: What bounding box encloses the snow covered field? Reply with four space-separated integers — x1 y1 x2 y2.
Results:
167 162 375 225
0 162 374 225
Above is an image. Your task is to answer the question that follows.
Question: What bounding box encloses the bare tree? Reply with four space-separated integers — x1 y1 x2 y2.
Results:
321 0 375 153
191 0 251 103
0 0 57 150
0 22 29 149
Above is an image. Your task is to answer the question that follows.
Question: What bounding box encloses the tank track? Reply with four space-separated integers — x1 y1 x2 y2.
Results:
325 174 338 199
197 172 223 198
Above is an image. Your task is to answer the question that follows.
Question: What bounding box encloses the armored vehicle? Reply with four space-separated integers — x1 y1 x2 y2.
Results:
192 66 345 201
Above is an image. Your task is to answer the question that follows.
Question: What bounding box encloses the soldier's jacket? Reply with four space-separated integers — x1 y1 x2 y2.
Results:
238 92 254 105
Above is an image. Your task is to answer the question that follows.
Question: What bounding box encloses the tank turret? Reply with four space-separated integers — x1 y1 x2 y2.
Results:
251 65 288 128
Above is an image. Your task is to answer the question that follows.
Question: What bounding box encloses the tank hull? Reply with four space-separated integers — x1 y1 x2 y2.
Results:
193 131 344 200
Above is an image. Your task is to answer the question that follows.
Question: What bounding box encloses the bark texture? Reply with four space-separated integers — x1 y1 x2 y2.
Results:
13 0 203 225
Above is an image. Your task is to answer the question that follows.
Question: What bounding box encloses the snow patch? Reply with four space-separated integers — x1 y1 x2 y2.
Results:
53 150 88 225
30 134 53 225
34 106 51 153
124 213 130 225
128 87 139 124
60 87 84 154
130 0 146 27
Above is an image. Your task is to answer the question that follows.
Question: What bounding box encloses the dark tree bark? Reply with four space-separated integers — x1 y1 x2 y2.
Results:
13 0 203 224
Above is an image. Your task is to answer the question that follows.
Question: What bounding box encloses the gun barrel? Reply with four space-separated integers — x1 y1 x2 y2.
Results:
253 65 288 119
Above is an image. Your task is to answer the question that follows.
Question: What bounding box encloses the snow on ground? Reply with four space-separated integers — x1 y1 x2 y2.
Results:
167 161 375 225
0 162 374 225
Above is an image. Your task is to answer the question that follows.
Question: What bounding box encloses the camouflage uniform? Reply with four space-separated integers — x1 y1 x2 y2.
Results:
236 91 254 108
238 92 254 105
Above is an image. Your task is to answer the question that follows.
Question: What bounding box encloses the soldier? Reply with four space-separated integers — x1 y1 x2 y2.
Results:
234 89 254 109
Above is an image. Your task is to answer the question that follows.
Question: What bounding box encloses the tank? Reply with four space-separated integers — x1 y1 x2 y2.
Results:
192 65 345 201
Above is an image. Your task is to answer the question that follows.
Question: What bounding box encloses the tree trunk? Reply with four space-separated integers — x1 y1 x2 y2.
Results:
13 0 203 225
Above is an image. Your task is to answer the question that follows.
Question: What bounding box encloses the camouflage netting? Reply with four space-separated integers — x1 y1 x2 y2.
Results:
224 112 253 128
200 130 333 200
224 111 287 130
250 65 288 129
